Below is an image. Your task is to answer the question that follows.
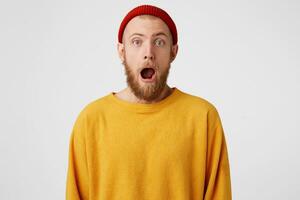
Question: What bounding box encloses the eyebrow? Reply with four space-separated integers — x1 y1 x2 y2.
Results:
129 32 168 38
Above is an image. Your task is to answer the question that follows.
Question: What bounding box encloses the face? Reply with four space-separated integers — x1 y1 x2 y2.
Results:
118 15 178 102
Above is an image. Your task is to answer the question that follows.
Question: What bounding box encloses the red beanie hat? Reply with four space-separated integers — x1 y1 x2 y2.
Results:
118 4 178 45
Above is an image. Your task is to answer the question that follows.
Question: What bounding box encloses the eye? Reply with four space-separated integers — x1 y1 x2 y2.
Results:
132 39 141 46
154 38 165 46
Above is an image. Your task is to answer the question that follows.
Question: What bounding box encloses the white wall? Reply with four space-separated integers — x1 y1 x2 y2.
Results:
0 0 299 199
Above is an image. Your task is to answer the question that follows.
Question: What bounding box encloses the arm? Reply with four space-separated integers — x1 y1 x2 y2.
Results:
204 107 232 200
66 111 89 200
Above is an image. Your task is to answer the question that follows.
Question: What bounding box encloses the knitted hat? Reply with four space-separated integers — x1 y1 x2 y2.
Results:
118 4 178 45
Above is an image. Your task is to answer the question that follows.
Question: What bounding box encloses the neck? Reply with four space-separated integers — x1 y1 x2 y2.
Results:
115 85 173 104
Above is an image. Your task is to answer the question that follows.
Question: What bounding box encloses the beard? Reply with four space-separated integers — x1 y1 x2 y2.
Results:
122 58 171 102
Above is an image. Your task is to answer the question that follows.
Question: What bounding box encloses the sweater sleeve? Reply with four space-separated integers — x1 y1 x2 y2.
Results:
66 111 89 200
204 106 232 200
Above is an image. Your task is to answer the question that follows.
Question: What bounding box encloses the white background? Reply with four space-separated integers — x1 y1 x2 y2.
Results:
0 0 299 199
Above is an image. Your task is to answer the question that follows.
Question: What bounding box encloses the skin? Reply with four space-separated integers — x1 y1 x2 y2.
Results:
116 14 179 104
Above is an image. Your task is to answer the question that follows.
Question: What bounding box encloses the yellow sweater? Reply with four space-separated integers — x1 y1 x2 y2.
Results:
66 87 232 200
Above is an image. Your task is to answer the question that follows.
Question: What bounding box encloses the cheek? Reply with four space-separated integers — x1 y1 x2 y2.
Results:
124 50 138 64
157 51 172 64
124 53 140 73
125 46 140 58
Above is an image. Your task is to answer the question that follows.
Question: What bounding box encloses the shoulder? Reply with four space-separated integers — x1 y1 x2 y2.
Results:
178 90 224 131
178 89 219 113
73 93 111 124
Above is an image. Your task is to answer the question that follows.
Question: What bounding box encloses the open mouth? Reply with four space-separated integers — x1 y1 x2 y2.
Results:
140 67 156 81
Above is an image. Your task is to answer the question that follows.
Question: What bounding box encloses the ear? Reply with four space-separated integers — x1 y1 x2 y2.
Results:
117 42 125 63
170 44 178 63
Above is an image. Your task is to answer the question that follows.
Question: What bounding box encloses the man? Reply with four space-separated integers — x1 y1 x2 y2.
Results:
66 4 232 200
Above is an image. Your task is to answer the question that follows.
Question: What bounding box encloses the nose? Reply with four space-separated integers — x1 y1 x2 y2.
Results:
144 55 154 60
143 42 155 61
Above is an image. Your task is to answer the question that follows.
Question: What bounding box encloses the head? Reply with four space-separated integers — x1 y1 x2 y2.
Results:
117 6 178 102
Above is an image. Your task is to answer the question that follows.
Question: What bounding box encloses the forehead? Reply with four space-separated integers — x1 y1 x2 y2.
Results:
123 15 171 37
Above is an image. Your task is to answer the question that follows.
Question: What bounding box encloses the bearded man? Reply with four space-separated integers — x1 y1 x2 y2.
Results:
66 4 232 200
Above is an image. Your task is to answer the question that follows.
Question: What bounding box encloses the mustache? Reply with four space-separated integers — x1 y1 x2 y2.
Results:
122 59 158 72
140 62 157 71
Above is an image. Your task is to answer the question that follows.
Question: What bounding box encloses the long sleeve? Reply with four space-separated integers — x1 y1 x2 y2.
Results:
64 88 232 199
66 112 89 200
204 107 232 200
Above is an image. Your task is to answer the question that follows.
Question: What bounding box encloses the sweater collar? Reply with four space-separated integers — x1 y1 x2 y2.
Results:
108 87 182 113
